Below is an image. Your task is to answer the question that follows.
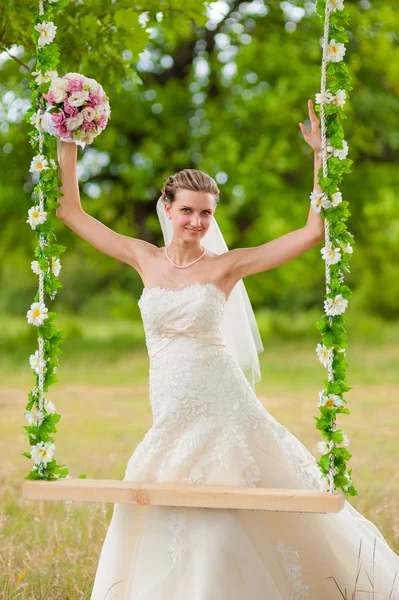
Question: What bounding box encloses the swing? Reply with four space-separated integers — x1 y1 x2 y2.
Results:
22 0 353 514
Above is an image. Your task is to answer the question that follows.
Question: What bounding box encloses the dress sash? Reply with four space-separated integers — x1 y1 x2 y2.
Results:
147 323 226 359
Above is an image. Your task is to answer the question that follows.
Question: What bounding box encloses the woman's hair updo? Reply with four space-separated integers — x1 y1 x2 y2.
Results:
161 169 220 206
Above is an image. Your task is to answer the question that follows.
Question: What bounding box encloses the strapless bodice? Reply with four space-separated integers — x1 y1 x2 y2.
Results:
137 283 227 360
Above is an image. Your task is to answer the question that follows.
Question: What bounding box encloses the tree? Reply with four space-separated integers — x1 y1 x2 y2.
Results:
1 0 398 317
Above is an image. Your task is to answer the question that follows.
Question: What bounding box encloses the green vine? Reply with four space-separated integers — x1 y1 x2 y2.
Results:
314 0 357 496
22 0 85 482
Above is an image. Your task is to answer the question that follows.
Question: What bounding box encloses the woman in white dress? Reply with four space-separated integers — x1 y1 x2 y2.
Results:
56 100 399 599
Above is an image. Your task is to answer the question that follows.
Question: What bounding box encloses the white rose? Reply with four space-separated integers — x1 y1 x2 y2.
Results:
66 112 84 131
82 106 96 122
79 129 96 144
51 77 69 103
68 90 90 107
83 77 104 96
103 102 111 118
41 110 58 136
94 104 105 118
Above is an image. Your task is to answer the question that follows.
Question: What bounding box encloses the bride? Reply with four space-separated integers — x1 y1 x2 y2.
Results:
56 101 399 599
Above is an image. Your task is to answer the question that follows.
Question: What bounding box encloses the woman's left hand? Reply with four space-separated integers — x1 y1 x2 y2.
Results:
298 99 322 153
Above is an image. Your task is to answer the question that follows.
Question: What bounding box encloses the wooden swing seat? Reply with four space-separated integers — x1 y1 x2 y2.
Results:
23 479 345 513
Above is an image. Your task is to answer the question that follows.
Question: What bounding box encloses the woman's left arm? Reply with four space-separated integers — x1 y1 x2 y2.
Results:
223 100 325 282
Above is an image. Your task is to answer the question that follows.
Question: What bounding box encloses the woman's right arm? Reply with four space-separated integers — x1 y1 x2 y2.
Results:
56 141 153 272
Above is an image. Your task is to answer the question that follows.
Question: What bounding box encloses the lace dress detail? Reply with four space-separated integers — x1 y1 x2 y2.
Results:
90 283 399 600
275 539 309 600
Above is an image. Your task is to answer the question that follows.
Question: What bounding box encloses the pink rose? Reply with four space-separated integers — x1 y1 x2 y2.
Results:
43 90 56 104
56 121 72 139
52 110 72 138
82 120 97 131
51 110 67 126
63 98 79 117
97 114 108 129
86 93 102 108
67 78 83 93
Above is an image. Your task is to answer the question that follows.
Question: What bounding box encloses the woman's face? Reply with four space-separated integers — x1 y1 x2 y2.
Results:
164 189 216 242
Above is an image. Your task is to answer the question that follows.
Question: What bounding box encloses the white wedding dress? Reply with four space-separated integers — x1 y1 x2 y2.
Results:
91 282 399 600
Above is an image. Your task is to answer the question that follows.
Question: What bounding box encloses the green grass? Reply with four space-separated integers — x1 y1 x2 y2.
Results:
1 313 399 598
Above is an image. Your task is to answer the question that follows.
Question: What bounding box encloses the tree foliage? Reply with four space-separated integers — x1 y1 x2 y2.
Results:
0 0 398 317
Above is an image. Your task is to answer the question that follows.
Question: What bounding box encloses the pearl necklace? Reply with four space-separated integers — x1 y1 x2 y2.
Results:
164 245 206 269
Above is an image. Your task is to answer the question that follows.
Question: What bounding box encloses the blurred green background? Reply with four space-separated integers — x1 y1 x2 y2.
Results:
1 1 399 597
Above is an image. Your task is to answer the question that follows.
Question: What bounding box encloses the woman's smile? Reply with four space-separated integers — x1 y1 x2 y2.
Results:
185 227 202 234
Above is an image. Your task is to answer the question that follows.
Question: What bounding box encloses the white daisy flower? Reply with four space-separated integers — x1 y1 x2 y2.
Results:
31 70 58 85
34 21 57 47
333 89 346 107
317 140 334 159
341 432 350 447
30 441 55 465
68 90 90 108
29 349 46 374
326 39 346 63
334 139 349 160
29 154 49 175
26 301 49 326
321 243 342 265
330 191 342 207
51 256 62 277
25 405 46 427
318 389 327 401
29 112 43 131
310 190 330 213
317 441 329 454
324 294 348 316
317 440 334 454
31 260 42 275
343 471 352 491
44 398 57 414
327 0 345 11
315 90 334 105
318 393 344 409
316 343 330 367
27 206 47 230
342 243 353 254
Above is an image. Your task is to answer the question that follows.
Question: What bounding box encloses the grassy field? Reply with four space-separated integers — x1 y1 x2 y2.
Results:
1 313 399 598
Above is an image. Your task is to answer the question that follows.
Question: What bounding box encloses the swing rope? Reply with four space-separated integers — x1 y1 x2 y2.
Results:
320 3 336 495
314 0 355 496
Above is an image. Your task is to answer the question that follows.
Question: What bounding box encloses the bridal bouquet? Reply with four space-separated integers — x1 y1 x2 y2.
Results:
40 72 111 147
